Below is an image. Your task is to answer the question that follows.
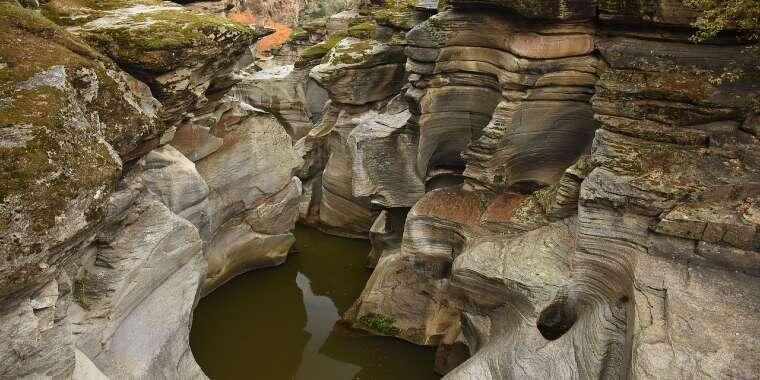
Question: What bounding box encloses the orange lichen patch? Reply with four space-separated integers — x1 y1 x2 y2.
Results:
481 193 526 224
229 10 291 52
229 9 256 24
259 19 292 51
411 187 489 226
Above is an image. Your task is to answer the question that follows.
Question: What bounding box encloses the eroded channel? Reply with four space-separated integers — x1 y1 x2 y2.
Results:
190 224 440 380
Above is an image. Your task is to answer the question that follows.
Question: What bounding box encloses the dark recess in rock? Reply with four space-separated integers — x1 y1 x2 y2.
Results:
536 298 577 341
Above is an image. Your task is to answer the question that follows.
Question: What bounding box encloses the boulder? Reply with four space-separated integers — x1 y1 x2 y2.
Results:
349 109 424 208
69 169 206 379
0 3 158 305
230 64 322 139
310 37 407 105
45 0 270 125
202 220 295 295
194 109 302 235
201 177 302 294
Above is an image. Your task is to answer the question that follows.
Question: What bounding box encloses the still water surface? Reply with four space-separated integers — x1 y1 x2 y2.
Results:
190 225 440 380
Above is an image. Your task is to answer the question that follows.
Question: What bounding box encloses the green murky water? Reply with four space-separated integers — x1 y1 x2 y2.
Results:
190 224 440 380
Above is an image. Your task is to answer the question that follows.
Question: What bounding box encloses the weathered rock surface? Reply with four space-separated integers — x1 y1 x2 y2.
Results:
346 186 491 345
405 11 603 191
44 0 270 126
170 98 304 294
202 177 301 294
140 145 211 238
448 0 701 23
297 22 415 236
229 64 326 139
0 5 172 376
194 108 301 234
311 103 380 237
336 3 760 379
0 276 76 378
0 3 160 304
311 37 407 105
349 108 424 208
3 0 760 378
69 168 206 379
1 1 302 378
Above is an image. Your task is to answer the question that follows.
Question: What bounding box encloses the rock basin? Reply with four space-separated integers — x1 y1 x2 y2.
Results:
190 225 439 380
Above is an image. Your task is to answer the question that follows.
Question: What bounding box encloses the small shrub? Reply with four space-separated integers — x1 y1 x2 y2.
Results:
682 0 760 48
358 312 400 335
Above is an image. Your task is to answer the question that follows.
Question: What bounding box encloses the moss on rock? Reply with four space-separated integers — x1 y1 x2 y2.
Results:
41 0 163 26
321 38 378 65
347 21 377 39
296 31 349 66
0 2 158 153
77 8 261 72
47 1 270 125
367 0 418 28
0 4 122 205
290 27 309 41
0 3 160 297
357 313 401 335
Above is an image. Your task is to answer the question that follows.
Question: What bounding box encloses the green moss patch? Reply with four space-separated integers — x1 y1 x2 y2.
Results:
296 30 349 67
358 313 401 335
367 0 418 28
348 21 376 39
41 0 164 26
78 9 259 72
301 31 348 58
322 39 378 65
290 27 309 41
1 3 99 118
3 3 163 152
0 4 135 232
0 2 102 86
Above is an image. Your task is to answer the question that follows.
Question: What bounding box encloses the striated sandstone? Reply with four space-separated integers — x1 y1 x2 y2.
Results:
2 0 760 378
338 2 760 378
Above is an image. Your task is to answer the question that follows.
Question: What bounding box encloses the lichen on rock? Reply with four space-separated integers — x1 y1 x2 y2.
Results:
2 0 760 378
0 3 160 301
51 0 272 124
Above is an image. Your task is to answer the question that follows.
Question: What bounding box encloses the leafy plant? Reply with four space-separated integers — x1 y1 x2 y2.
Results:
682 0 760 46
358 313 400 335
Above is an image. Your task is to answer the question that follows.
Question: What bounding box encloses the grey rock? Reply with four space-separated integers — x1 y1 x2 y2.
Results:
139 145 211 239
310 38 407 105
72 349 108 380
202 218 295 295
231 64 324 139
195 110 302 235
69 176 206 379
349 109 425 208
301 102 383 237
0 278 75 379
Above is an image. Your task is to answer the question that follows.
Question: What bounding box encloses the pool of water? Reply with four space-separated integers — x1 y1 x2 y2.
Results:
190 224 440 380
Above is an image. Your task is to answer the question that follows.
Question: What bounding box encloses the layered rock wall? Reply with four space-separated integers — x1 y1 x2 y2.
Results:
1 1 303 378
1 0 758 378
298 0 760 378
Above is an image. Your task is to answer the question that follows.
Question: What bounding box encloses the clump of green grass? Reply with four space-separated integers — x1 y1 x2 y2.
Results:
358 313 400 335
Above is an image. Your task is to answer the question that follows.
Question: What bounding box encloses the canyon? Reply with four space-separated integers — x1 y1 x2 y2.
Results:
0 0 758 379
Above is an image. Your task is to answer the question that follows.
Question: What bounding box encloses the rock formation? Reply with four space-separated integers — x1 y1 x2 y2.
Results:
332 1 760 378
1 0 758 378
1 1 302 377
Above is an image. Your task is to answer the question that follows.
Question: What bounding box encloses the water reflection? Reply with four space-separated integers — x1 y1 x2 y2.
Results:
295 272 361 379
190 225 439 380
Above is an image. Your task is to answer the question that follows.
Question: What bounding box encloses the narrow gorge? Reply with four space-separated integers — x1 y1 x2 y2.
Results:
1 0 758 379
